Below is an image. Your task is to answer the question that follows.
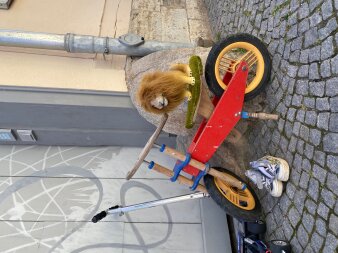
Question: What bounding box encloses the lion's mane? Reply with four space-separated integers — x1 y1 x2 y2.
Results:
137 70 188 114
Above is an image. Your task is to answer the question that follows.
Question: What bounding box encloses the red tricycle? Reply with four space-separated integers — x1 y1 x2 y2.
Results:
93 34 276 223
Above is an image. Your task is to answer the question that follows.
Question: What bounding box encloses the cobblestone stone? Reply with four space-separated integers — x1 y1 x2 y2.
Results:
304 97 315 108
329 214 338 236
309 63 320 80
299 171 310 189
314 150 325 167
326 77 338 96
292 94 302 107
304 143 314 159
304 28 319 47
290 50 301 63
332 55 338 75
306 199 317 215
321 0 334 20
287 64 298 78
299 125 310 141
300 49 309 63
289 206 301 227
309 128 321 146
321 36 335 60
302 157 311 172
309 12 322 27
330 97 338 113
320 59 332 78
317 202 330 219
296 109 305 122
308 178 319 201
297 64 308 78
309 81 325 96
321 188 336 208
326 172 338 193
302 211 314 234
323 133 338 152
288 136 297 152
323 233 338 253
329 113 338 132
297 224 309 248
304 245 315 253
327 155 338 174
316 217 327 237
294 189 306 213
291 237 303 253
292 121 301 137
309 45 321 62
283 221 294 241
311 232 324 252
305 111 317 126
286 182 296 199
317 112 330 130
309 1 322 12
316 97 330 111
319 17 338 40
293 152 302 168
313 164 327 184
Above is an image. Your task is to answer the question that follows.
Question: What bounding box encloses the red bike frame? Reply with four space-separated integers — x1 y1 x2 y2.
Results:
183 62 248 176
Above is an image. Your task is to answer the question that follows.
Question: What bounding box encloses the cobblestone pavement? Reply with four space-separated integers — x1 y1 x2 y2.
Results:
203 0 338 252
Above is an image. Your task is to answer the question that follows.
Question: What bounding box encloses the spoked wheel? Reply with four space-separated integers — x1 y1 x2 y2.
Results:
204 167 262 221
205 33 271 100
269 240 292 253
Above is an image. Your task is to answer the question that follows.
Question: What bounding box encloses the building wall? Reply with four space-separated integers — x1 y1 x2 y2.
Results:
0 0 131 91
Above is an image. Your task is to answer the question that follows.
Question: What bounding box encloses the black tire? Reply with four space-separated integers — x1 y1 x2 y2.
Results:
246 220 267 235
205 33 271 100
204 167 262 222
269 240 292 253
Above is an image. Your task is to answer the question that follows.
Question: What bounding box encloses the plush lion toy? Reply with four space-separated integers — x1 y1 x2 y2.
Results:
137 63 195 114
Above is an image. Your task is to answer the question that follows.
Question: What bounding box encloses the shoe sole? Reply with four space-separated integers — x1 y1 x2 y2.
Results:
271 180 283 197
274 157 290 182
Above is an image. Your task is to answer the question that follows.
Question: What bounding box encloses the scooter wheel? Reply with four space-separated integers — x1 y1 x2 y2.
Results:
205 33 271 100
269 240 291 253
247 220 267 235
204 167 262 221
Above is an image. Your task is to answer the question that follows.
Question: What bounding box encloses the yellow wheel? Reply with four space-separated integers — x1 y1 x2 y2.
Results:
214 174 256 211
205 34 271 100
204 167 262 221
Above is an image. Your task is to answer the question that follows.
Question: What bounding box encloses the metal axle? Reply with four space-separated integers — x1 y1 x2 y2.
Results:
0 30 194 56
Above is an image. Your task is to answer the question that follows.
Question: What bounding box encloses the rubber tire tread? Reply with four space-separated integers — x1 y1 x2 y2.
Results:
269 240 292 253
205 33 272 100
246 220 267 235
204 167 262 222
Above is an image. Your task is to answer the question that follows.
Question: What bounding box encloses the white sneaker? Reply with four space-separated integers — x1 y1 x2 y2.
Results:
250 156 290 182
245 169 283 197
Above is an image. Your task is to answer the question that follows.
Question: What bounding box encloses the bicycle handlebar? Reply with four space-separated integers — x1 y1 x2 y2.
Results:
92 211 107 223
92 205 120 223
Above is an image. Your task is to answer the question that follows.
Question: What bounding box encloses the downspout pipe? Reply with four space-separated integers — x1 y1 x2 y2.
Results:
0 30 194 56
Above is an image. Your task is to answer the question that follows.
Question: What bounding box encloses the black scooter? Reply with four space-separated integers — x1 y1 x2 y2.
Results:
234 218 291 253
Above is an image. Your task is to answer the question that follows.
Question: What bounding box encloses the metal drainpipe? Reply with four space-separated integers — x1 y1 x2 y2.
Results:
0 30 195 56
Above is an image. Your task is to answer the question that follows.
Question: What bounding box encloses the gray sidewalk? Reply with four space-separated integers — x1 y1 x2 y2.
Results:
203 0 338 252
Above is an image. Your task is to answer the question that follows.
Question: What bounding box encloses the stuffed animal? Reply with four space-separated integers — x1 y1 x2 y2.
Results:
137 63 195 114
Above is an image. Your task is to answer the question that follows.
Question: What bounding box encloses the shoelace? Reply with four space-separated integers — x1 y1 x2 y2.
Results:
250 159 278 179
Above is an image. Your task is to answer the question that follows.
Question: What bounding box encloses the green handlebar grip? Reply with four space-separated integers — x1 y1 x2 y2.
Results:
185 55 202 129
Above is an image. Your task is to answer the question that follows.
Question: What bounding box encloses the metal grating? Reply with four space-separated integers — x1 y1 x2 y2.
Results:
0 0 13 9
